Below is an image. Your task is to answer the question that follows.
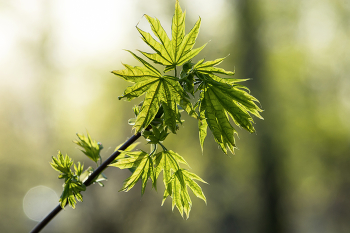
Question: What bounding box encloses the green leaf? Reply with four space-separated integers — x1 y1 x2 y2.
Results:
74 162 84 177
51 152 89 209
59 178 86 209
172 0 186 61
190 57 263 154
50 151 73 177
180 98 199 119
79 167 94 183
137 0 206 73
201 85 236 153
193 56 235 75
197 72 263 154
142 126 169 144
114 51 187 133
154 150 189 186
154 150 197 218
180 62 196 95
198 95 208 153
109 151 155 195
73 132 102 164
162 169 206 219
137 27 173 66
77 166 108 187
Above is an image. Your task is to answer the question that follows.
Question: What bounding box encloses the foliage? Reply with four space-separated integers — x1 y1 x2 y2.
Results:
73 132 103 164
50 133 106 209
50 151 86 209
110 0 262 217
113 0 262 153
51 0 262 220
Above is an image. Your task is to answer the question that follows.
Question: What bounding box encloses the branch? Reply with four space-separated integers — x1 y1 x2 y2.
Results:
30 132 141 233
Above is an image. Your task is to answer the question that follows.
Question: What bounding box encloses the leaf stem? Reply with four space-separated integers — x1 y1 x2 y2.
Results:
175 66 177 78
158 141 167 151
150 144 157 155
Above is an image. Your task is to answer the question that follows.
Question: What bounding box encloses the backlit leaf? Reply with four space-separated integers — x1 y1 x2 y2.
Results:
193 56 235 75
110 151 155 195
114 51 187 133
50 151 73 176
73 132 102 164
198 94 208 153
137 0 206 73
162 169 206 219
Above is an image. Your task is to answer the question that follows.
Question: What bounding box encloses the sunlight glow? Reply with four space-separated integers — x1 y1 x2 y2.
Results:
23 186 58 222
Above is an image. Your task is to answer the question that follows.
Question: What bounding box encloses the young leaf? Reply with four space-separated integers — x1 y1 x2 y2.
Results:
193 56 235 76
73 132 102 164
60 178 86 209
51 152 87 209
50 151 73 178
109 151 155 195
198 97 208 152
142 126 169 144
162 169 207 219
77 166 108 187
137 0 206 73
192 58 263 153
114 51 188 133
154 150 189 188
199 85 237 154
172 0 186 60
74 162 84 177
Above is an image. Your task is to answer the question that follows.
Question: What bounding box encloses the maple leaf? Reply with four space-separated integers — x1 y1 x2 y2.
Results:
162 169 207 219
137 0 206 73
109 150 156 195
192 57 263 154
153 150 189 187
113 51 188 133
153 150 206 218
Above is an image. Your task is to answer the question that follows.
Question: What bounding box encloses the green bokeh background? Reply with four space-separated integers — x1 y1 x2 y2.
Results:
1 0 350 232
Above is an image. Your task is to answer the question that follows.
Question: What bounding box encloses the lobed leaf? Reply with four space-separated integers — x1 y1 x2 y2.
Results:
50 151 73 176
110 151 155 195
135 1 205 73
200 86 236 154
154 150 185 187
162 169 206 219
137 27 172 66
115 52 188 133
172 0 186 60
193 56 235 75
73 132 102 164
198 94 208 152
192 58 262 153
59 178 86 209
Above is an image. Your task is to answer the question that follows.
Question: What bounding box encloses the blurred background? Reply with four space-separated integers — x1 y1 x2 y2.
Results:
1 0 350 232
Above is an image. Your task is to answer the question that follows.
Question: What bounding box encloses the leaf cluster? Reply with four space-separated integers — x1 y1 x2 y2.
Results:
110 0 263 218
50 152 86 209
73 132 103 164
49 0 263 220
113 0 263 154
51 132 107 208
110 146 206 219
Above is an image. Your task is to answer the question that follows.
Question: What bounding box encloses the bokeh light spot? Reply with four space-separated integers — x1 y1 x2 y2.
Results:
23 186 58 222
